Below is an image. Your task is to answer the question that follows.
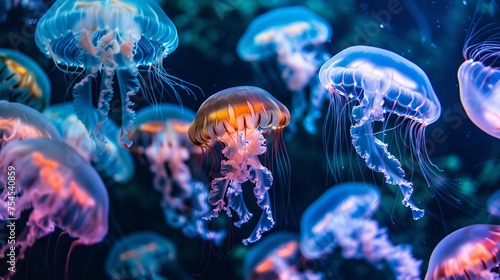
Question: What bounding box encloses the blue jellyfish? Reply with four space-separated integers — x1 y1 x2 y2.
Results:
237 6 331 134
319 45 442 220
458 4 500 139
126 104 226 245
0 100 61 152
35 0 180 153
43 103 135 184
0 49 51 111
243 232 323 280
105 231 183 280
188 86 290 245
425 224 500 280
300 183 422 280
0 138 109 279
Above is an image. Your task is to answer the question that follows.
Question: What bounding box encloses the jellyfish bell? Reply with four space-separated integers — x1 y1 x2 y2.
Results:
0 48 51 111
319 45 442 220
243 232 308 280
0 138 109 279
105 231 179 280
237 6 331 134
188 86 290 245
34 0 185 155
458 2 500 139
425 224 500 280
0 100 61 153
300 182 381 259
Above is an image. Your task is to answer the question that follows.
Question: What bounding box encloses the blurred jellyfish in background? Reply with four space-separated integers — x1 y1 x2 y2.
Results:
243 232 323 280
0 48 51 111
458 1 500 139
105 231 189 280
319 45 442 220
188 86 290 245
300 183 422 279
35 0 182 154
0 100 61 152
43 103 135 184
127 104 225 245
237 6 331 134
0 138 109 279
425 224 500 280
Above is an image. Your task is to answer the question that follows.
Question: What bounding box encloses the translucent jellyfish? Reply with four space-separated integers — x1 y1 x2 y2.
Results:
43 103 135 184
188 86 290 245
425 224 500 280
458 7 500 139
237 6 331 134
105 231 182 280
319 45 442 220
126 104 225 245
243 232 323 280
300 183 422 280
35 0 179 152
0 49 51 111
0 100 61 152
0 138 109 277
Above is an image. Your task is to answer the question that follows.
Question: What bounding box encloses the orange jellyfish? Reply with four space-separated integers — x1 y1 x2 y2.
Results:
425 224 500 280
188 86 290 245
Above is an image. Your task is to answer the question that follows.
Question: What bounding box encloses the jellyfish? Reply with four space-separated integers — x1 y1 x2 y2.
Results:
319 45 442 220
34 0 180 154
0 100 61 152
300 183 422 280
243 232 323 280
188 86 290 245
105 231 185 280
0 138 109 279
126 104 225 245
458 4 500 139
425 224 500 280
0 49 51 111
237 6 331 134
43 103 135 184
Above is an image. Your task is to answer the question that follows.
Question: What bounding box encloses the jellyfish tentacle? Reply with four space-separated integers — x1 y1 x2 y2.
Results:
350 104 424 220
243 192 274 245
94 59 116 156
116 64 140 148
204 176 230 220
73 68 100 157
227 180 253 227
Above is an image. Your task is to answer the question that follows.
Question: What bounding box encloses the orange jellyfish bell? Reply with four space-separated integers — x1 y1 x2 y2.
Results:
188 86 290 245
425 224 500 280
188 86 290 146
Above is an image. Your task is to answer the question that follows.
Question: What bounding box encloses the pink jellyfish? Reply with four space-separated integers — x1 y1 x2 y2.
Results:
0 138 109 279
